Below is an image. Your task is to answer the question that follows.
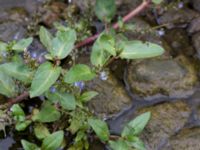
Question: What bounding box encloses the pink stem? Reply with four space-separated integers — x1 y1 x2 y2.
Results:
75 0 150 49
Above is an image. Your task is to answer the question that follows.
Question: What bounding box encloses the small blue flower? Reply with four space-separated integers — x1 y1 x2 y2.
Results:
178 2 184 9
74 81 85 90
31 52 37 59
49 86 56 93
99 71 108 81
156 28 165 37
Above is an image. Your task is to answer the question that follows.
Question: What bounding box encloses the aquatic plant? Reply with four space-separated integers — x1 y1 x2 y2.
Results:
0 0 164 149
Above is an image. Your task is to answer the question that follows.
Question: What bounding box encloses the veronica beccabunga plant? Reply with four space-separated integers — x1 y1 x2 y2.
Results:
0 0 163 150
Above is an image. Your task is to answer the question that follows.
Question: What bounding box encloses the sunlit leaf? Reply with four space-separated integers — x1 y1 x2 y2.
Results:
34 124 50 140
90 39 111 67
12 37 33 52
32 101 61 123
88 118 110 142
21 140 40 150
0 72 16 97
152 0 163 4
64 64 96 83
119 40 164 59
122 112 151 137
0 62 33 83
79 91 98 103
30 62 61 98
39 26 53 51
0 41 7 51
95 0 116 22
41 130 64 150
46 91 76 110
109 140 129 150
51 29 76 60
15 120 32 131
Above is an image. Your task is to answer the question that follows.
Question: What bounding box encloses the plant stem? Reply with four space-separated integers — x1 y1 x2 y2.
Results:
75 0 151 49
7 91 29 108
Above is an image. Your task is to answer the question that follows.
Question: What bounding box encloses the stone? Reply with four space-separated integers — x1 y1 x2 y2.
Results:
163 128 200 150
126 55 197 100
192 0 200 13
158 7 199 29
137 101 191 150
192 32 200 59
163 28 195 56
86 72 132 118
187 17 200 34
0 21 26 42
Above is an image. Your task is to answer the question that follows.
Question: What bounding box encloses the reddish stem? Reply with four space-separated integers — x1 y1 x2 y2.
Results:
75 0 150 49
7 91 29 108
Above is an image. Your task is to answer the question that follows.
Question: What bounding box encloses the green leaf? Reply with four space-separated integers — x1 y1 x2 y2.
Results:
152 0 163 4
10 104 25 117
0 72 16 97
0 41 7 51
88 118 110 142
39 26 53 51
32 101 61 123
119 40 164 59
64 64 96 83
21 140 40 150
11 104 26 122
12 37 33 52
15 120 32 131
122 112 151 137
98 33 116 56
127 136 146 150
90 39 111 67
109 140 129 150
47 91 76 110
41 130 64 150
95 0 116 22
34 124 50 140
51 29 76 60
30 62 61 98
0 62 33 83
79 91 98 103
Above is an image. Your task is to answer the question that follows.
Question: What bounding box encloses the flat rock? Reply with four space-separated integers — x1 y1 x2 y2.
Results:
163 127 200 150
126 56 197 100
86 72 132 118
136 101 191 150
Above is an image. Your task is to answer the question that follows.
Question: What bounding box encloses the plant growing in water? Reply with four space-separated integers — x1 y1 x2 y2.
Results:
0 0 164 149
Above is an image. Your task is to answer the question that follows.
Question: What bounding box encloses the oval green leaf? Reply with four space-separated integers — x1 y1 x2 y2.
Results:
39 26 53 51
90 40 111 67
30 62 61 98
32 101 61 123
88 118 110 142
64 64 96 84
119 40 164 59
122 112 151 137
79 91 98 103
21 140 40 150
109 140 129 150
95 0 116 22
51 29 76 60
0 72 17 97
34 124 50 140
0 62 33 83
41 130 64 150
12 37 33 52
47 91 76 110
